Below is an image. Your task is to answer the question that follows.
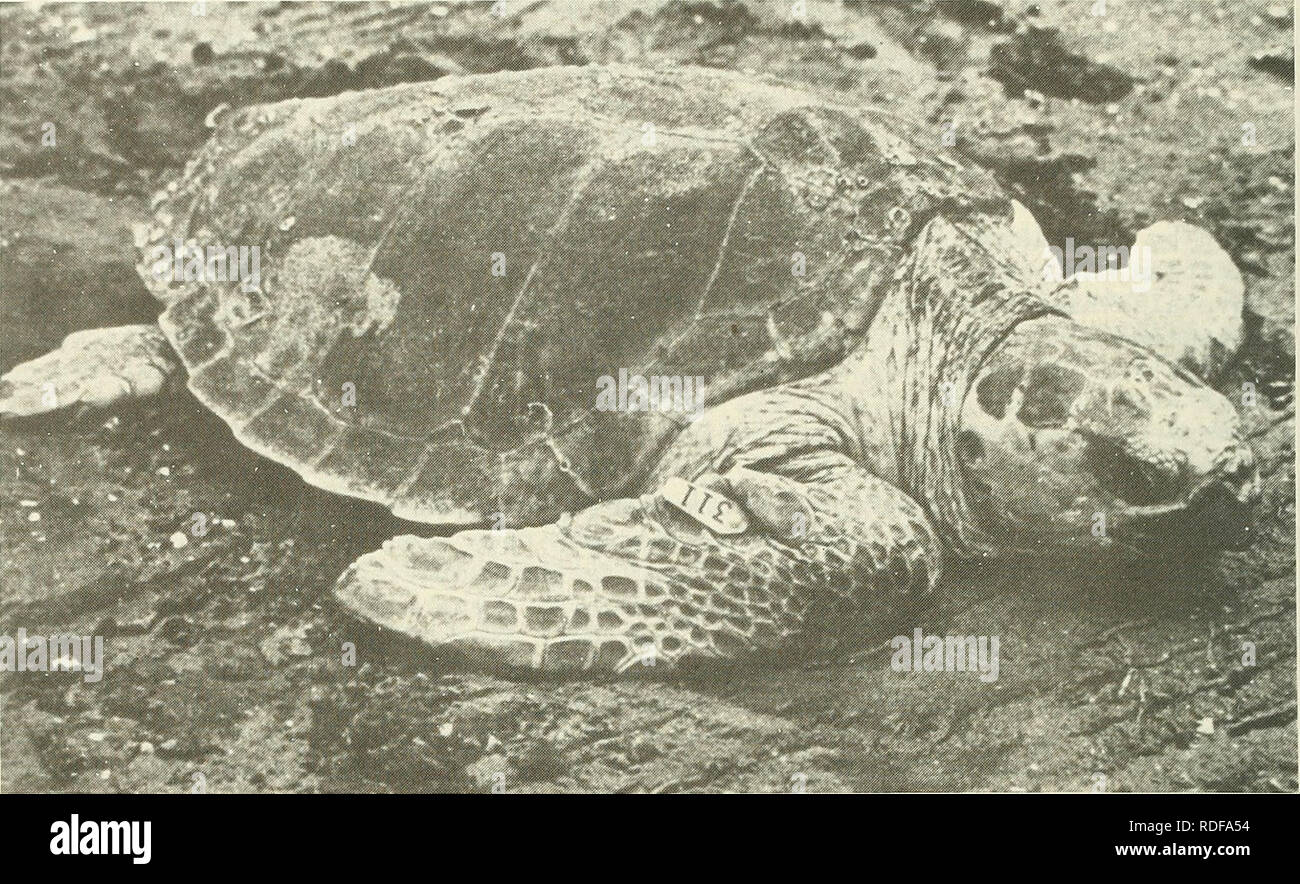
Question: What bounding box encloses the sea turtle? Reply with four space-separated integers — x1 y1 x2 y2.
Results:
0 66 1259 673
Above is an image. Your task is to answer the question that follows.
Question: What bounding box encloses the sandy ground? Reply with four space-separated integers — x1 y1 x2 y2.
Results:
0 0 1294 792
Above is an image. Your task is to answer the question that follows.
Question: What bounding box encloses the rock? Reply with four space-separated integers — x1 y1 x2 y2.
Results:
1045 221 1244 376
1265 6 1292 26
0 181 153 370
989 27 1134 103
1248 47 1295 81
938 0 1007 29
465 754 512 792
844 41 877 60
258 624 312 666
1243 254 1296 360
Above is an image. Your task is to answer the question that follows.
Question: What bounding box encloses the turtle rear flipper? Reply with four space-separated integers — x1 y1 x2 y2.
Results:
0 324 178 419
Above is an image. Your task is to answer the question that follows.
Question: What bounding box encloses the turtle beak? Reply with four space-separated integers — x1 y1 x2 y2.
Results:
1118 444 1260 551
1183 445 1261 549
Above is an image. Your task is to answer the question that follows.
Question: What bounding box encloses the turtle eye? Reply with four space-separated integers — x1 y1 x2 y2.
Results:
975 364 1024 419
1017 365 1087 429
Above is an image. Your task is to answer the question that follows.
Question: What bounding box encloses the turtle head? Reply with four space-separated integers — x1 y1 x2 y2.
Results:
955 315 1259 556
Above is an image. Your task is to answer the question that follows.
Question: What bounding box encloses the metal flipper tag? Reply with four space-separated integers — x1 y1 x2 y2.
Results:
658 476 749 535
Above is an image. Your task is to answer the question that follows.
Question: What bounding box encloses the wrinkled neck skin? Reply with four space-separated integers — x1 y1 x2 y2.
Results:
825 214 1060 556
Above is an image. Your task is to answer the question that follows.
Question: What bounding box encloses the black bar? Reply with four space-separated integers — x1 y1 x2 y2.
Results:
2 793 1288 870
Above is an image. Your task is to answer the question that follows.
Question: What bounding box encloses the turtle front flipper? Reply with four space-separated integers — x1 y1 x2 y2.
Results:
0 324 178 419
334 457 941 674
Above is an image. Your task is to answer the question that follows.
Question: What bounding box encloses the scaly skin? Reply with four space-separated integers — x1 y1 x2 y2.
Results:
335 456 940 672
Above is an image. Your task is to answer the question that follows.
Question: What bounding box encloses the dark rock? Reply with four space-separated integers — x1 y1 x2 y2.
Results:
990 27 1135 102
1249 47 1295 82
939 0 1008 30
844 41 877 60
0 180 154 371
354 52 452 90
